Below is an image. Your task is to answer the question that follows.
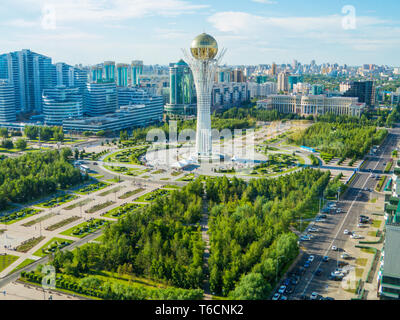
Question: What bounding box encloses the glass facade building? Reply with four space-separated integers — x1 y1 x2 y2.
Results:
0 80 16 123
131 60 143 86
117 63 129 87
42 85 83 125
164 59 196 116
85 80 117 116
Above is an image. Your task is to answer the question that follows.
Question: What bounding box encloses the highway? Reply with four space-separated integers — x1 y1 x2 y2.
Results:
287 127 399 300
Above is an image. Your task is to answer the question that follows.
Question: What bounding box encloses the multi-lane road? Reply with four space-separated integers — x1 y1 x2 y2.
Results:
285 127 400 300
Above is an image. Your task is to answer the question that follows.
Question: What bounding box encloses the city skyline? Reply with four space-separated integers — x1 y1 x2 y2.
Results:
1 0 399 66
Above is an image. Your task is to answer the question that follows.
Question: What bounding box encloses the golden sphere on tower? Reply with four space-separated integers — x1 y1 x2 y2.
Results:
190 33 218 60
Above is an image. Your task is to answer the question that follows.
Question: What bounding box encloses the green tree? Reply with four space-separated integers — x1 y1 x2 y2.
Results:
230 273 271 300
15 138 27 150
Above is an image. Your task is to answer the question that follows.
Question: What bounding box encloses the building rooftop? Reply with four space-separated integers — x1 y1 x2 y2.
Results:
383 224 400 278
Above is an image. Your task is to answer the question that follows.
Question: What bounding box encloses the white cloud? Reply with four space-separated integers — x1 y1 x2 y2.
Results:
12 0 209 24
252 0 277 3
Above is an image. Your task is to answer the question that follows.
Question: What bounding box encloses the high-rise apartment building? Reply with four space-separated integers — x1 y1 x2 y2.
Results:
231 69 245 82
0 49 53 113
116 63 129 87
42 85 83 125
164 59 196 116
271 62 277 76
277 72 290 93
0 80 16 122
91 65 103 83
131 60 143 86
103 61 115 82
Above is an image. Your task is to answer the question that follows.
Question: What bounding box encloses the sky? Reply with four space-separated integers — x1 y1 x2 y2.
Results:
0 0 399 67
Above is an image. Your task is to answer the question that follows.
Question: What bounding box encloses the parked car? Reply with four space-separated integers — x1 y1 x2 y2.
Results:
344 229 350 235
278 285 286 294
291 276 300 285
279 295 288 300
272 293 280 300
308 255 315 262
310 292 319 300
341 252 351 259
322 256 329 262
304 261 311 268
332 245 338 251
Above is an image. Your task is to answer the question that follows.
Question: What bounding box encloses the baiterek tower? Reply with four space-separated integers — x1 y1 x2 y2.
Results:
183 33 226 159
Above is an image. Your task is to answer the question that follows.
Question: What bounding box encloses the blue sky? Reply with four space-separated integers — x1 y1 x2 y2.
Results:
0 0 399 66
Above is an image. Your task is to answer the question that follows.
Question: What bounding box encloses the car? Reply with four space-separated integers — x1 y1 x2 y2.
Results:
309 228 319 233
283 278 291 286
341 252 351 259
308 255 315 262
300 236 311 241
344 229 350 235
332 245 338 251
279 295 288 300
93 162 98 165
272 293 280 300
331 271 344 278
304 261 311 268
322 256 329 262
310 292 319 300
324 297 335 301
352 234 363 239
278 285 286 294
315 268 323 276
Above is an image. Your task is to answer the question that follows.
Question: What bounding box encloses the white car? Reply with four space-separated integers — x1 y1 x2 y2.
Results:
309 228 319 233
341 252 351 259
331 271 345 278
344 229 350 235
308 255 315 262
332 245 338 251
278 285 286 294
272 293 280 300
310 292 319 300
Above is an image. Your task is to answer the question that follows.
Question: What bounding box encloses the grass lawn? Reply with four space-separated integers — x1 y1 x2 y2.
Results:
98 185 126 197
45 216 81 231
355 268 364 278
133 189 171 203
118 188 145 199
16 236 45 253
33 237 74 257
0 208 42 225
85 201 115 214
35 193 78 208
372 220 382 228
171 171 182 177
102 203 146 219
361 248 376 254
162 185 181 189
356 258 368 267
64 198 94 210
60 219 109 238
0 254 19 272
22 212 58 227
177 173 195 182
369 198 377 203
8 258 36 275
74 181 110 195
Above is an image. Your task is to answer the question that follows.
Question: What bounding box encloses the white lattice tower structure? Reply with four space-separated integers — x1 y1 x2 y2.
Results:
183 47 226 158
